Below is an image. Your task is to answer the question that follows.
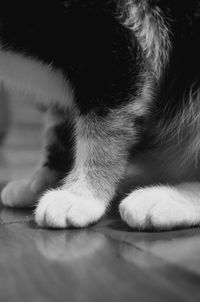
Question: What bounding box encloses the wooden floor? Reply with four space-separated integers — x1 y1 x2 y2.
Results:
1 91 200 302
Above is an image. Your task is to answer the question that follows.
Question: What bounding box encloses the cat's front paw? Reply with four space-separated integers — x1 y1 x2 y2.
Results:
1 168 59 208
35 189 106 228
119 186 198 230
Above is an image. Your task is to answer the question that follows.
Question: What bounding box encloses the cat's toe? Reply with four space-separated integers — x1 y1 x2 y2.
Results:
119 186 197 230
35 189 106 228
1 179 37 208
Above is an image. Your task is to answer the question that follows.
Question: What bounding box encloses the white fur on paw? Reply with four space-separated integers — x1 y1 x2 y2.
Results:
119 186 200 230
1 180 37 208
35 189 106 228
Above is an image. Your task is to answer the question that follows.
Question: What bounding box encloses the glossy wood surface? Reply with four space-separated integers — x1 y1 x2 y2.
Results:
0 91 200 302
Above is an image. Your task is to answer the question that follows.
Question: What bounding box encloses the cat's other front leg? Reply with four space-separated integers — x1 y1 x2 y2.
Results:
35 110 136 228
1 108 74 208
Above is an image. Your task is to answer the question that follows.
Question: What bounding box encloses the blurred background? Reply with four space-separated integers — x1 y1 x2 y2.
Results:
0 84 43 184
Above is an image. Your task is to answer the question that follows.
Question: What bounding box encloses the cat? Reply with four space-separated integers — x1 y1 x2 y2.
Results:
1 0 200 230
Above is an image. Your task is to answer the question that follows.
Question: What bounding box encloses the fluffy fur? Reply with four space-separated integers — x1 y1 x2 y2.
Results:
1 0 200 230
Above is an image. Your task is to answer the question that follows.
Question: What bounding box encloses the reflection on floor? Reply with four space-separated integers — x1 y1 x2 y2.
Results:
0 92 200 302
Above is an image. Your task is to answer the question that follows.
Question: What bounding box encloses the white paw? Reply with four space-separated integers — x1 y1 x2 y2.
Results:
119 186 199 230
35 189 106 228
1 180 37 208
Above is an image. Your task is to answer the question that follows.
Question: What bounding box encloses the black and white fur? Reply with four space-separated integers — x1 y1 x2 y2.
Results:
1 0 200 230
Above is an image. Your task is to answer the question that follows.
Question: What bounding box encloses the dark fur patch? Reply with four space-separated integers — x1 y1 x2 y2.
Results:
1 0 200 156
154 0 200 122
44 119 74 174
0 0 142 116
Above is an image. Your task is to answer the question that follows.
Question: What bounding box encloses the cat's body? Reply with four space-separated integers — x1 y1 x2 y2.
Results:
1 0 200 230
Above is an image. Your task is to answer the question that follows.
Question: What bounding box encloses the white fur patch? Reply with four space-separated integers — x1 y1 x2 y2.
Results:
35 189 106 228
119 183 200 230
0 48 74 108
125 77 154 117
124 2 171 78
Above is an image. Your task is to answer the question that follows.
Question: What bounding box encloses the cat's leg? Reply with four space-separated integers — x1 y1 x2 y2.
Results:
35 110 136 228
119 183 200 230
1 109 74 208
